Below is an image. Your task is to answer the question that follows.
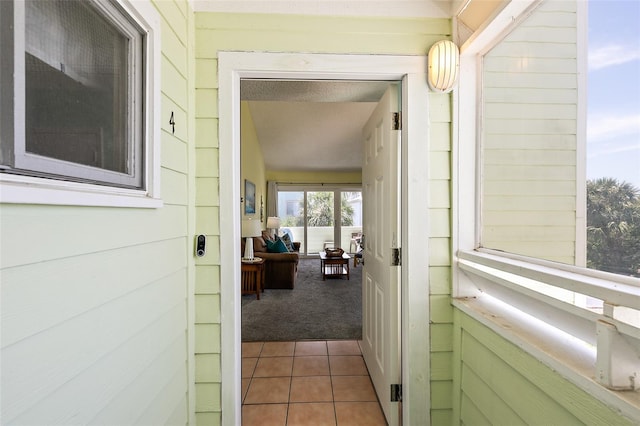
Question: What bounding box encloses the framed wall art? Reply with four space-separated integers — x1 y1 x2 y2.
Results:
244 179 256 215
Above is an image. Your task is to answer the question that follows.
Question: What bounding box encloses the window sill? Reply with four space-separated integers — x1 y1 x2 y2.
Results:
0 173 162 208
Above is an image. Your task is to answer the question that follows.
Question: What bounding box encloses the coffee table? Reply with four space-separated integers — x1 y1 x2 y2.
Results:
319 251 350 280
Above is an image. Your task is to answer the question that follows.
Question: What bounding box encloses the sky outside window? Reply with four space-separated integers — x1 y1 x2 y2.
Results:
588 0 640 187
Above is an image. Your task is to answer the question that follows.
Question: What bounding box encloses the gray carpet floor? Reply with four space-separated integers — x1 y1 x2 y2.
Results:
241 257 362 341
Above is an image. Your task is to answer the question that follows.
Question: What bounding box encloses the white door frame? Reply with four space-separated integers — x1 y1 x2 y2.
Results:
218 51 431 425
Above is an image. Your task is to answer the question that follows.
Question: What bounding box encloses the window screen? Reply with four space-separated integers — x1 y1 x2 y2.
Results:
25 0 129 173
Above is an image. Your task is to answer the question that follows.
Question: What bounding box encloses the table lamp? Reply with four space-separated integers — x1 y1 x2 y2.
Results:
266 216 281 238
242 219 262 260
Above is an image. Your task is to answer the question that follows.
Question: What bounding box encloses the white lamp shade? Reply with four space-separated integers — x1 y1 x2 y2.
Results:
241 219 262 238
427 40 460 93
266 216 281 229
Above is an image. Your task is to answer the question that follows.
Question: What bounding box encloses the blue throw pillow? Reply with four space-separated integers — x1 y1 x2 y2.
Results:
280 233 295 251
266 238 289 253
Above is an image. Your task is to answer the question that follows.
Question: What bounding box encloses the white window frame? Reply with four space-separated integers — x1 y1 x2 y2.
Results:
0 0 161 208
453 0 640 419
275 183 363 256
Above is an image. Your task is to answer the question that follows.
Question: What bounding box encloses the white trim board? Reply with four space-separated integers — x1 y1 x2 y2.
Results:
218 52 431 426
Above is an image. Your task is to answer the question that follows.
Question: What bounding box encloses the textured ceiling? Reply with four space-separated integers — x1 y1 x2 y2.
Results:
242 80 392 172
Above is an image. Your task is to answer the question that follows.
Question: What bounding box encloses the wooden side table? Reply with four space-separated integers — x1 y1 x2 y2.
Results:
241 257 265 299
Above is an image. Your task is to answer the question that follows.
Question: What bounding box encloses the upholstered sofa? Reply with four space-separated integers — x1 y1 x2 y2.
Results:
242 232 299 289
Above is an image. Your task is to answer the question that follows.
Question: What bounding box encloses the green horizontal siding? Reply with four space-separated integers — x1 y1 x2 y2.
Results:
453 309 635 425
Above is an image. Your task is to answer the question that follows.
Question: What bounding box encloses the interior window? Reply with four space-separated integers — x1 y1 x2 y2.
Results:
277 187 362 256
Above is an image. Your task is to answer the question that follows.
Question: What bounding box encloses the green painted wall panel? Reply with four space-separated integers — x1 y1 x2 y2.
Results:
195 265 220 294
161 98 188 145
162 132 188 174
430 352 453 381
196 118 219 148
195 383 221 412
429 266 451 295
431 380 454 409
161 168 189 206
195 147 220 177
195 353 221 382
195 294 221 323
0 204 187 269
430 122 453 151
430 294 453 324
429 180 451 209
430 208 451 238
195 412 221 424
195 206 220 235
430 323 453 352
195 324 221 353
195 177 219 206
461 363 530 425
2 238 187 346
195 58 218 89
195 88 219 118
161 19 188 78
196 12 450 34
162 55 188 108
202 30 441 56
194 11 453 424
431 408 453 425
429 151 451 180
429 238 451 267
429 93 452 122
454 310 635 425
460 392 494 426
154 0 188 45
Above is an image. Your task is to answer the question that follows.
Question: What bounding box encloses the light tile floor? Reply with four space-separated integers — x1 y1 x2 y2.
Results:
242 340 387 426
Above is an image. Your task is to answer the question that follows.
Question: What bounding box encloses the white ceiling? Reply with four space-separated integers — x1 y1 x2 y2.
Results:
242 80 392 172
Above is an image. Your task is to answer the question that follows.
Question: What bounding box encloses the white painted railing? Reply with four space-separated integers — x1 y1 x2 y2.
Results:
457 249 640 392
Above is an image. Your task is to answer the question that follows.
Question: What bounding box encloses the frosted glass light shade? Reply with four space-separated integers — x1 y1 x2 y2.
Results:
428 40 460 93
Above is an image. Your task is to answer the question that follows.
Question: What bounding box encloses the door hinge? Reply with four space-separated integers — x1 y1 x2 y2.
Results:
391 384 402 402
392 248 401 266
392 112 401 130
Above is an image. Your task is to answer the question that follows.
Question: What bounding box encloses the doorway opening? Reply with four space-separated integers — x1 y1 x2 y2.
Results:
218 52 431 426
238 78 391 343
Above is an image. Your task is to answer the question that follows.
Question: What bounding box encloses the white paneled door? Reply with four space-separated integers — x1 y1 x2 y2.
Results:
361 84 401 426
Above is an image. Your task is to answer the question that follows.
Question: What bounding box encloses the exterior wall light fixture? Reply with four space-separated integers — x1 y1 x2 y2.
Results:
427 40 460 93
